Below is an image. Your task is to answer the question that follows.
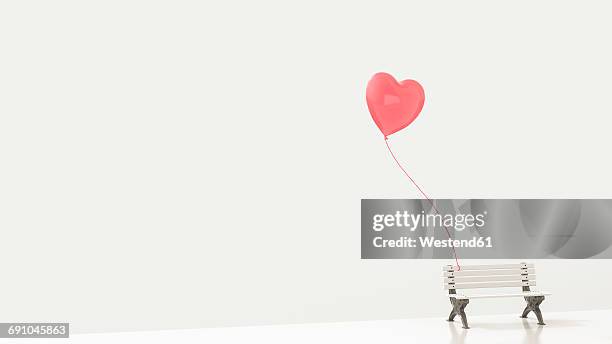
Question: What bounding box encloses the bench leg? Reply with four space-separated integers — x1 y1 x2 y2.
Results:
448 298 470 329
458 309 469 330
521 296 545 325
520 305 531 318
533 306 545 326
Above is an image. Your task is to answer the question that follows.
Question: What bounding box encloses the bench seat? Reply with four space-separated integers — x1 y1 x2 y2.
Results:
452 291 551 299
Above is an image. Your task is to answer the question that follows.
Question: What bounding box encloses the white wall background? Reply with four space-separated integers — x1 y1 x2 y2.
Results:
1 0 612 334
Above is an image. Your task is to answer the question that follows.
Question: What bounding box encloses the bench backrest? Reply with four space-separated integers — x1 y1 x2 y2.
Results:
443 263 535 296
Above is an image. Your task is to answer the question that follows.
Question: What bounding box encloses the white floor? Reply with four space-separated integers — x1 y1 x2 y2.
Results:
5 309 612 344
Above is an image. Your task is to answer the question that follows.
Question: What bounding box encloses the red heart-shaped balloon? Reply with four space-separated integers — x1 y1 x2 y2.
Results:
366 72 425 138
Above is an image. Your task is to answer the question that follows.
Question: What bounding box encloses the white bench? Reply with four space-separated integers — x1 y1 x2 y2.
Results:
442 263 551 329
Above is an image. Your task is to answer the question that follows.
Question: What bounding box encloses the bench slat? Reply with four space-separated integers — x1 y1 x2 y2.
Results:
444 280 536 290
443 263 533 271
444 274 535 283
443 268 535 277
451 291 551 299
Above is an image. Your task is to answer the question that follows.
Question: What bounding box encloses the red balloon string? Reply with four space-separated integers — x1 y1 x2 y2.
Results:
384 137 461 271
